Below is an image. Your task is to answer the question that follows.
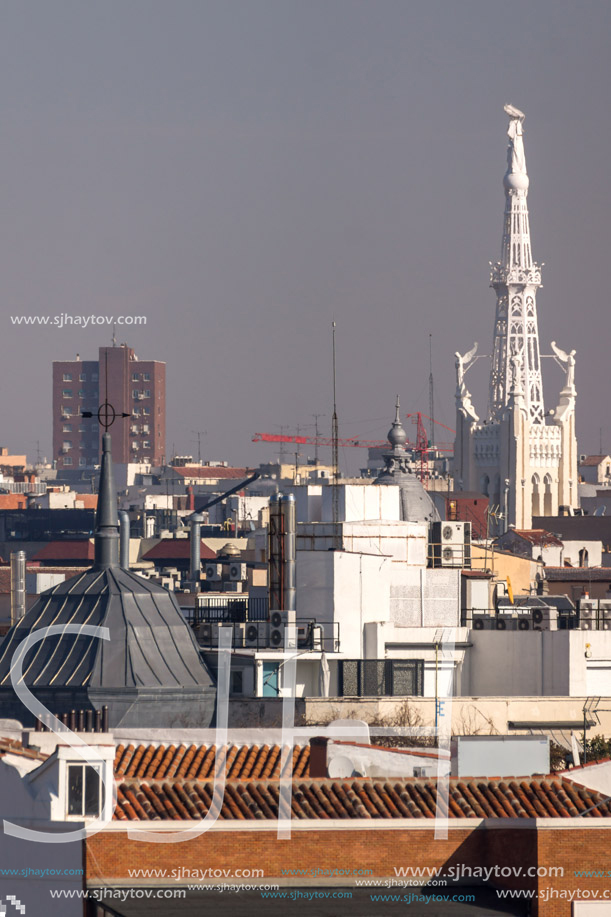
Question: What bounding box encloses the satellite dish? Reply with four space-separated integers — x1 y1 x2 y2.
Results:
328 756 357 779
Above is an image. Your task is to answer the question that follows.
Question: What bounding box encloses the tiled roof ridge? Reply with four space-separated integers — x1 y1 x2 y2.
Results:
113 774 611 822
0 737 48 761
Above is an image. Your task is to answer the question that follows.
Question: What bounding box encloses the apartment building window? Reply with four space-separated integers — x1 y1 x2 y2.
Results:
132 373 139 381
62 441 72 450
63 407 73 416
78 425 86 433
132 408 140 416
67 764 101 818
63 456 73 465
142 440 151 449
79 458 86 467
131 425 139 434
91 373 98 382
79 373 87 382
143 456 150 463
142 425 150 434
142 407 150 415
132 389 140 400
143 372 150 381
339 660 424 697
144 390 151 398
131 441 139 451
63 389 73 398
62 373 72 381
62 424 72 433
78 390 86 398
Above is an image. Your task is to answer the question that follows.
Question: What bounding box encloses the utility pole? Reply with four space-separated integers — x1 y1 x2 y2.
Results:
429 334 435 451
332 322 340 550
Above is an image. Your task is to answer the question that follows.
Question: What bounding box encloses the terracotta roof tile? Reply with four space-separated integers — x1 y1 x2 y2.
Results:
0 736 47 761
114 743 311 780
113 774 611 821
30 540 95 563
172 467 251 480
141 540 217 562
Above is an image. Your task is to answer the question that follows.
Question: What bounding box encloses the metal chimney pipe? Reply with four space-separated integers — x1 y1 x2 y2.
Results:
280 494 296 612
190 513 204 587
10 551 26 624
119 511 130 569
269 494 281 611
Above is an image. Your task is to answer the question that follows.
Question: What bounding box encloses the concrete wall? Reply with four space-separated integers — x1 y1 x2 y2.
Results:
464 629 611 697
296 550 392 658
297 520 428 564
321 482 401 523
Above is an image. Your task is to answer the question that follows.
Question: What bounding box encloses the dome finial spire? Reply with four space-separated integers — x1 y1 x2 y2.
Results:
94 432 120 567
387 396 407 449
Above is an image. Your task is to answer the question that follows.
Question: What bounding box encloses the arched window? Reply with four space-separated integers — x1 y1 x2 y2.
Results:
579 548 589 568
543 473 553 515
532 474 541 518
480 475 490 497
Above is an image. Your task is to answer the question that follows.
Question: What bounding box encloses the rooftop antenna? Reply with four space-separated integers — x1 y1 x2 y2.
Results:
112 323 117 347
429 333 435 451
191 430 207 464
311 413 325 466
332 321 340 550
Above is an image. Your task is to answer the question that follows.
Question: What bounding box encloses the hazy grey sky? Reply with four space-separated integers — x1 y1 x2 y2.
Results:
2 0 610 472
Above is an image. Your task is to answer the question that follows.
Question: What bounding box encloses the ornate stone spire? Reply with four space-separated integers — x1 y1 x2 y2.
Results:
376 398 440 524
94 432 120 568
488 105 544 424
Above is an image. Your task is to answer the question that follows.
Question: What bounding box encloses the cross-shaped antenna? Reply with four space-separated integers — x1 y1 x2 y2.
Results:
81 351 131 430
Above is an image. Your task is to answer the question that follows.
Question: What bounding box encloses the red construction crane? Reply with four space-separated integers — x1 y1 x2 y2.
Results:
252 432 394 449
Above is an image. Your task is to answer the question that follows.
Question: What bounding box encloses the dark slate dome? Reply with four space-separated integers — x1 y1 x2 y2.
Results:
0 433 216 728
375 398 440 525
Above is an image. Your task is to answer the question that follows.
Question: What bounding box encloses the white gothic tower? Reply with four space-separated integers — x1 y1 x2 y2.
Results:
453 105 578 530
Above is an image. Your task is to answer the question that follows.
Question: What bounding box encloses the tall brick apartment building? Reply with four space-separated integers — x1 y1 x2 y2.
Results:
52 344 166 469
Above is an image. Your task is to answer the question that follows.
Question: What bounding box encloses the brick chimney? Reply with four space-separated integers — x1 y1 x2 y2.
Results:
309 736 329 778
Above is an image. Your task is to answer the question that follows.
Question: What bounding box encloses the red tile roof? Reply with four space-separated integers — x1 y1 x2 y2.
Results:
114 744 310 780
30 540 95 563
172 466 250 480
113 775 611 821
0 737 47 762
141 540 217 562
511 530 563 547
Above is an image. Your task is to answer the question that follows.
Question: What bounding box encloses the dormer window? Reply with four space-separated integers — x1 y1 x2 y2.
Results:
67 764 101 818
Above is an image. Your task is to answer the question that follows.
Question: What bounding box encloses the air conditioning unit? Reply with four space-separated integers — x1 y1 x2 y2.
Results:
245 622 267 648
472 614 492 630
195 622 218 646
532 607 558 631
229 562 247 581
579 600 598 630
430 521 472 568
495 615 517 631
269 610 297 648
205 563 223 581
600 602 611 630
517 617 531 631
